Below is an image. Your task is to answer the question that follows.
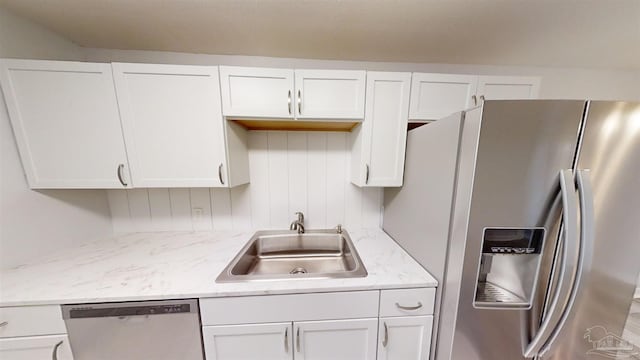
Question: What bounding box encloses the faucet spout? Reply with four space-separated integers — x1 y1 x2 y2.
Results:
290 212 305 234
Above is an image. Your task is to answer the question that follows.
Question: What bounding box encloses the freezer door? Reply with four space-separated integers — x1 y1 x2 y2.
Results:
442 100 586 360
542 101 640 359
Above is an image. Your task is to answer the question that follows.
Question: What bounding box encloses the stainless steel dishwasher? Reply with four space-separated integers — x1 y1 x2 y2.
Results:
62 299 203 360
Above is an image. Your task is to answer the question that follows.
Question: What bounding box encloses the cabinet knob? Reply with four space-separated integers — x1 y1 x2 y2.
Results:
382 322 389 347
297 90 302 115
395 302 423 311
284 327 289 353
52 340 63 360
288 90 292 115
117 164 128 187
218 163 225 185
472 95 477 106
365 164 370 184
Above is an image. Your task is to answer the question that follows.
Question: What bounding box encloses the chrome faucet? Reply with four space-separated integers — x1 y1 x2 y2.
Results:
289 212 305 234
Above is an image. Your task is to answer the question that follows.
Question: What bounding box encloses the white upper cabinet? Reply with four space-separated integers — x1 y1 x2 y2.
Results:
294 69 366 120
219 66 294 119
477 75 540 100
409 73 541 121
218 66 366 120
351 72 411 187
112 63 248 188
409 73 478 121
0 59 131 189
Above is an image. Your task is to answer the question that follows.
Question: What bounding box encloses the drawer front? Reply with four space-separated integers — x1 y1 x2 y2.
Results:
380 288 435 317
200 291 379 326
0 305 66 338
0 334 73 360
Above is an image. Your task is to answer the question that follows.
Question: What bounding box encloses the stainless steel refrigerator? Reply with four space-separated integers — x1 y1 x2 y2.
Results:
383 100 640 359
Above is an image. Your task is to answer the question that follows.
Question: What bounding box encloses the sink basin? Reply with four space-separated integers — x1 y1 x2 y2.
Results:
216 229 367 282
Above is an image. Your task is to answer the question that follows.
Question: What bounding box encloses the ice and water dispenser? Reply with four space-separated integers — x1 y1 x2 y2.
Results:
473 228 545 309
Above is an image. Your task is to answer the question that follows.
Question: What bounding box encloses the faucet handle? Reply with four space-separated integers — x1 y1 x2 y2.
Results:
335 224 343 234
294 212 304 222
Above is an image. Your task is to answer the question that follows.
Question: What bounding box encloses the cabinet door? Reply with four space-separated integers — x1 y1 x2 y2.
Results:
352 72 411 187
0 334 73 360
113 63 229 187
477 75 540 100
294 318 378 360
294 70 366 120
0 59 130 189
409 73 478 121
219 66 294 119
377 316 433 360
202 323 292 360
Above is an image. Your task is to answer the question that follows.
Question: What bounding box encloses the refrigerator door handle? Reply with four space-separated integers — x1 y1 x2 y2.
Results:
538 169 595 357
523 169 580 358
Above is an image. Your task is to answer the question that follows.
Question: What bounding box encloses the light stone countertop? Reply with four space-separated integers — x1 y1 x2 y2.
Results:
0 228 437 306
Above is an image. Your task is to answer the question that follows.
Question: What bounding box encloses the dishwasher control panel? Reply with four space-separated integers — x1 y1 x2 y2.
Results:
62 299 198 319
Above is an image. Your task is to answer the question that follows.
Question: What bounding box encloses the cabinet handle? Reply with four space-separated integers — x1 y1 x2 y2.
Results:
117 164 127 187
284 327 289 353
287 90 292 115
395 302 423 311
472 95 477 106
297 90 302 115
0 321 8 327
480 95 485 102
296 326 301 352
382 322 389 347
218 163 225 185
365 164 370 184
52 340 63 360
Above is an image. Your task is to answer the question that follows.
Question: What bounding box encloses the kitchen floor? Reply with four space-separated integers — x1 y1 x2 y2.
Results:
623 298 640 347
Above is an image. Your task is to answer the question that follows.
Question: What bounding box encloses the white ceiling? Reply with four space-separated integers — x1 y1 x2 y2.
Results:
1 0 639 70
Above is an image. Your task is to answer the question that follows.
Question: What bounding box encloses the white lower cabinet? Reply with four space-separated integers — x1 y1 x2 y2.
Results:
377 316 433 360
0 305 73 360
295 318 378 360
202 322 292 360
200 290 435 360
202 319 378 360
0 334 73 360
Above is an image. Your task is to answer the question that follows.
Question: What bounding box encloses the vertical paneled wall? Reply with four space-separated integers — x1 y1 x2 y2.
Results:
107 131 382 233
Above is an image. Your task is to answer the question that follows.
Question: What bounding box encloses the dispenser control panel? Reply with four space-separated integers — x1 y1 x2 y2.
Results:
482 228 544 255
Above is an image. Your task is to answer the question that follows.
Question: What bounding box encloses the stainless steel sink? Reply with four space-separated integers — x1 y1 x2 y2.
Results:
216 229 367 282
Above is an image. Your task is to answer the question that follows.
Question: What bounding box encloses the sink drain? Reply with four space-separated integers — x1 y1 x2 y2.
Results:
290 267 308 275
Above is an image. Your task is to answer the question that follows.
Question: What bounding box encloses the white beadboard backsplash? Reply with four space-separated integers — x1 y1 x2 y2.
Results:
107 131 382 233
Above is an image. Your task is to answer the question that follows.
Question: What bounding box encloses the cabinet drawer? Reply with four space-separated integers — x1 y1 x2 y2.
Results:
380 288 435 317
0 334 73 360
200 291 379 326
0 305 66 338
